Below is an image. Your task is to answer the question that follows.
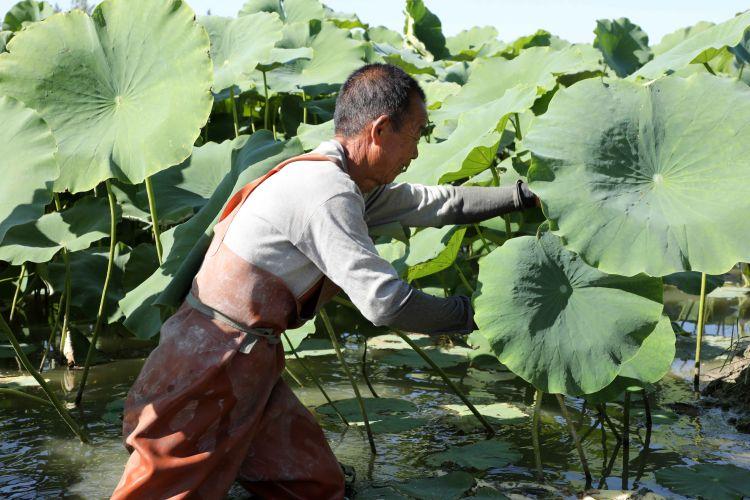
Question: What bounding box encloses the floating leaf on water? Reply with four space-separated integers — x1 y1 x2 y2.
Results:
441 402 528 431
425 439 521 470
290 338 333 357
367 333 432 350
0 343 37 359
0 96 58 247
655 464 750 500
316 397 425 433
392 471 475 500
474 233 663 396
526 74 750 276
0 0 213 193
282 322 318 354
379 348 467 370
707 286 750 299
354 486 409 499
469 487 510 499
664 272 724 296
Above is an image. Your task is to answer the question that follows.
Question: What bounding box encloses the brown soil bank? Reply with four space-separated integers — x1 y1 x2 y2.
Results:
703 343 750 432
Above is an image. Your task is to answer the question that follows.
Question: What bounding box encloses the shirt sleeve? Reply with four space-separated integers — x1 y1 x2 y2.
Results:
364 181 537 228
293 192 474 334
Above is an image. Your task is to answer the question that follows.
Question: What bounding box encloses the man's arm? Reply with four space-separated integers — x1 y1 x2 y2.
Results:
364 181 538 228
294 192 474 335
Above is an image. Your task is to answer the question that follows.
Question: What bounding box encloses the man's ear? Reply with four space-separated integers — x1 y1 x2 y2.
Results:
370 114 390 145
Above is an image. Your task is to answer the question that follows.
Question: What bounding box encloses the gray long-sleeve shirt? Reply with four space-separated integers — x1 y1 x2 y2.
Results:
223 139 534 334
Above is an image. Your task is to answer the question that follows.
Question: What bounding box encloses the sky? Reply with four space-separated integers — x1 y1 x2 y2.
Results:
1 0 748 45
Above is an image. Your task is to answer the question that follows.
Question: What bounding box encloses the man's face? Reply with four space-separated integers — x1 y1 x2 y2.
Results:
369 95 428 185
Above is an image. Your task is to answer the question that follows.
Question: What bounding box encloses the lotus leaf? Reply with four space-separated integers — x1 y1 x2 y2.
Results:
664 272 724 296
399 85 537 186
593 18 652 77
432 45 601 125
355 486 408 500
526 74 750 276
0 96 59 247
405 226 466 282
425 439 520 470
0 0 213 193
0 343 36 359
474 233 663 395
379 347 467 370
633 11 750 79
403 0 449 60
653 21 715 55
266 21 364 96
200 13 283 93
2 0 53 32
446 26 502 60
373 43 436 76
392 471 475 500
420 80 460 110
441 402 527 431
368 26 403 47
237 0 282 18
121 243 158 295
316 397 426 433
368 333 432 350
296 120 334 151
500 29 570 59
0 30 11 51
0 196 116 265
288 337 332 357
282 321 316 353
655 464 750 500
120 132 302 338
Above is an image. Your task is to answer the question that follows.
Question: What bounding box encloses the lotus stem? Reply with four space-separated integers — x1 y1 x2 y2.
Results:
633 390 652 486
622 391 630 490
599 436 622 489
302 91 307 124
693 272 707 391
555 394 592 489
702 62 716 75
39 292 64 373
284 366 304 387
512 112 522 140
0 312 88 442
452 262 475 295
59 248 72 359
229 87 239 138
262 70 270 131
143 176 163 265
9 263 26 322
739 64 746 81
680 301 694 330
320 308 376 454
489 164 500 186
472 224 490 254
598 403 621 442
282 331 349 426
361 336 379 398
75 180 117 407
532 388 544 481
1 387 54 406
394 328 495 437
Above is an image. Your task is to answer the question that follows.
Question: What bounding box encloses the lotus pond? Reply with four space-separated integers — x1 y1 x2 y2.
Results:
2 0 750 497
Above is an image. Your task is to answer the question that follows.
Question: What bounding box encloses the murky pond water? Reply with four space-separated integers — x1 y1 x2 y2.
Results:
1 284 749 498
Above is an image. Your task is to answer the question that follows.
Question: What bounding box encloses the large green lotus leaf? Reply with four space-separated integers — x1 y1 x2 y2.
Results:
655 464 750 500
474 233 663 396
0 196 116 265
373 43 436 76
399 85 537 186
296 120 334 151
593 18 652 77
403 0 448 60
401 226 466 283
653 21 714 56
421 80 460 110
500 29 570 59
266 21 364 96
237 0 282 18
446 26 502 60
633 11 750 79
441 402 527 431
282 321 316 353
240 0 325 24
120 132 302 338
393 471 475 500
432 45 601 125
199 13 283 93
526 74 750 276
0 30 11 52
0 96 58 246
425 439 521 470
0 0 213 193
368 26 403 47
316 397 426 434
2 0 53 31
664 271 724 296
585 315 675 403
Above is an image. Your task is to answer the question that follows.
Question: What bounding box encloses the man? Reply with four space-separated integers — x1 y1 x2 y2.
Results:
112 63 537 499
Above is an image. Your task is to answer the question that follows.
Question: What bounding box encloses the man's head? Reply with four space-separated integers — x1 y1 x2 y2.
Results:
334 64 428 189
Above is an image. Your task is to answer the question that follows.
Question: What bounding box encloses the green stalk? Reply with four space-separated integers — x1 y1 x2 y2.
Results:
301 91 308 124
394 329 495 437
229 87 239 138
702 62 716 75
284 366 304 387
75 180 117 407
320 308 376 454
262 70 270 131
452 262 475 295
282 331 349 426
361 336 379 398
39 291 65 373
144 176 163 265
693 272 707 391
0 313 88 442
59 249 72 359
489 164 500 186
555 394 592 489
472 223 490 254
738 63 745 81
512 112 522 140
9 263 26 321
622 391 630 490
532 388 544 481
0 387 53 406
